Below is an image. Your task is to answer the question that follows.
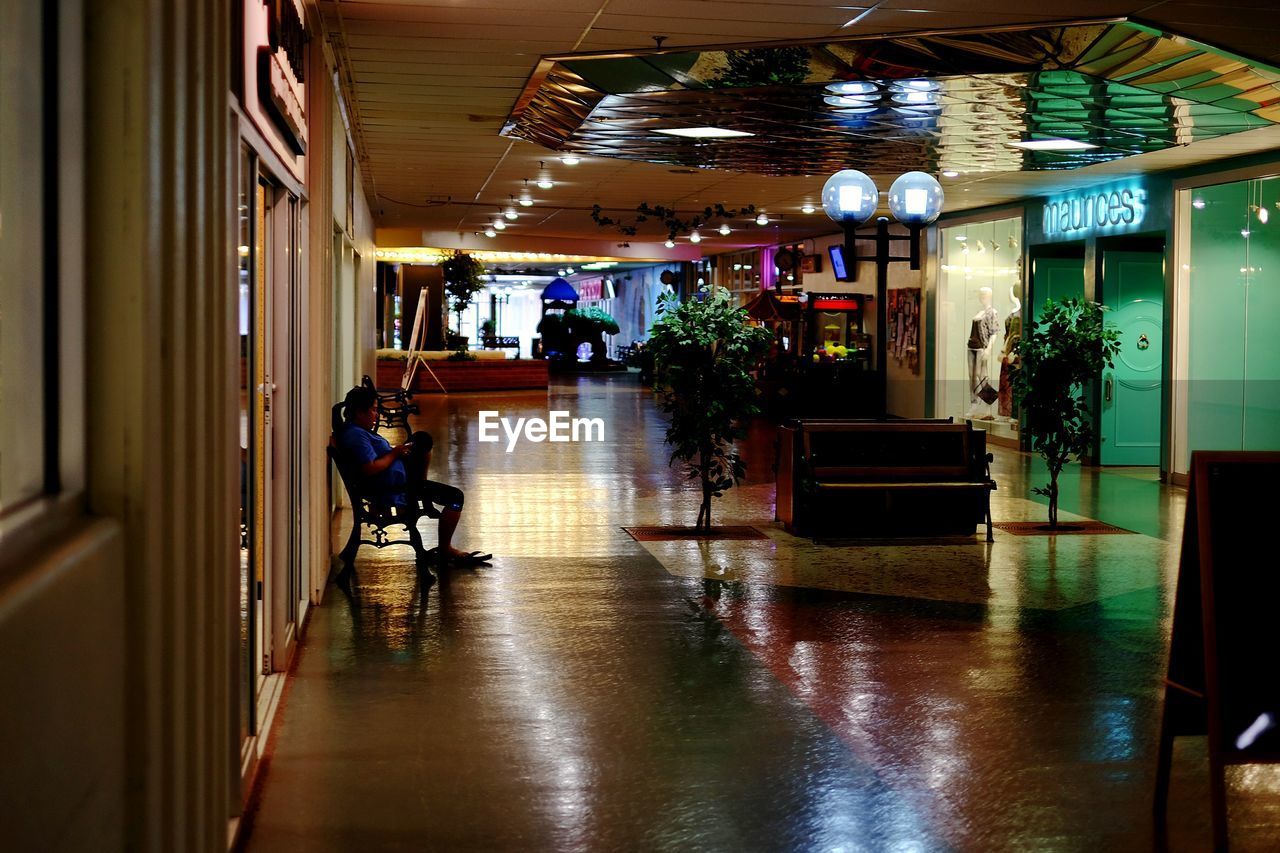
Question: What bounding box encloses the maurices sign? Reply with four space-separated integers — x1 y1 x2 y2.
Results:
1042 184 1146 239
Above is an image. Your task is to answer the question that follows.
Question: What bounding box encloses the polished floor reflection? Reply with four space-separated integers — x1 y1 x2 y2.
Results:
242 376 1279 851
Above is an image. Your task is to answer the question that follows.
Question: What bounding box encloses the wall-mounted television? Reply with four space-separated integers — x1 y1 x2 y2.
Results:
827 244 853 281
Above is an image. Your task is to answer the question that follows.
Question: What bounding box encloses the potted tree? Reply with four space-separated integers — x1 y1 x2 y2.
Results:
1014 297 1121 529
440 251 486 348
648 288 772 530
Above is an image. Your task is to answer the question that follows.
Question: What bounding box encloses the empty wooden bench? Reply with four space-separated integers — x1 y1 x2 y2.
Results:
778 419 995 541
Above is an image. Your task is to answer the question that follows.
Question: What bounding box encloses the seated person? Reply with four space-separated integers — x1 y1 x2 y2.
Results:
337 385 489 565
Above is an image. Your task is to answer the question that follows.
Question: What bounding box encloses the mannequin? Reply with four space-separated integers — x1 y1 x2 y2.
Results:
966 286 1001 418
998 286 1023 419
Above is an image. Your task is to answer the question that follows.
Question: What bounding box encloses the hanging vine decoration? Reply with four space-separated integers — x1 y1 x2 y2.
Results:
591 202 757 241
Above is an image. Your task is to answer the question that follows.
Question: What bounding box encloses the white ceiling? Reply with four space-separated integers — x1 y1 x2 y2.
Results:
315 0 1280 253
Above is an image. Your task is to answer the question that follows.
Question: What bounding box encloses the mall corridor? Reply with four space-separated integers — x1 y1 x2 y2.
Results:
7 1 1280 851
240 378 1272 851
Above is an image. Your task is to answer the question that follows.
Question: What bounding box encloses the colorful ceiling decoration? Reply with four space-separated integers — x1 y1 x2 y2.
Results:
502 20 1280 177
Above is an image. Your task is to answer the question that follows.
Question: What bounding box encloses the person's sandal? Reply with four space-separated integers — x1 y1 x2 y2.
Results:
440 550 492 567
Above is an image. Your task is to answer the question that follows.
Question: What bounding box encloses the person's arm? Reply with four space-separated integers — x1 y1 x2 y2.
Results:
342 428 413 480
361 441 413 478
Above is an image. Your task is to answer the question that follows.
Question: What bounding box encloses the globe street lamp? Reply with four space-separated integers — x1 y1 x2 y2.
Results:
822 168 944 413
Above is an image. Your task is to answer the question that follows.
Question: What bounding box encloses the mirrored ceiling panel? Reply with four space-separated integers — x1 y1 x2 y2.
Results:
502 20 1280 177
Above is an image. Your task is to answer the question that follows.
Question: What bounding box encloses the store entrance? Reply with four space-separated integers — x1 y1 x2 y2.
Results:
1099 242 1165 466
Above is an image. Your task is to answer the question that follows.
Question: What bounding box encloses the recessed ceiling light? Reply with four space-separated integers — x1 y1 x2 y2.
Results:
560 155 581 165
1009 138 1097 151
825 81 878 96
942 170 959 178
654 127 753 139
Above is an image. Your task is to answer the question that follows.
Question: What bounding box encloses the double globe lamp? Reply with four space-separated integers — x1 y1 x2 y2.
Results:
820 168 945 411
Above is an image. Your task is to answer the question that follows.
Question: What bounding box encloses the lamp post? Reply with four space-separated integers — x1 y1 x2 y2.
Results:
822 169 944 414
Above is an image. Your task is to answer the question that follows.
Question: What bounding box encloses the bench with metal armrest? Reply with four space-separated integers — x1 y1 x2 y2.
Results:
328 403 439 582
362 374 418 431
782 419 996 542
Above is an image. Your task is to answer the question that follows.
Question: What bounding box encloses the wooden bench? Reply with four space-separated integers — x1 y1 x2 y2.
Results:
778 419 995 541
482 335 520 351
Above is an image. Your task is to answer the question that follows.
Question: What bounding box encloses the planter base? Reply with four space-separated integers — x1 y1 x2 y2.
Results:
376 357 548 393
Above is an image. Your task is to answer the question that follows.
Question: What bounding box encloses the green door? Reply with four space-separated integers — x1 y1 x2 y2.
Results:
1100 251 1163 466
1030 256 1085 322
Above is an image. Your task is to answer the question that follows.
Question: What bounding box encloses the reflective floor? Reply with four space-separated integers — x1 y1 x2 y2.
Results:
242 376 1279 851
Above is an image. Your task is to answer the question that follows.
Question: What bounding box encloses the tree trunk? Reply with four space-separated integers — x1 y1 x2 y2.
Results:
697 451 713 531
1047 465 1060 529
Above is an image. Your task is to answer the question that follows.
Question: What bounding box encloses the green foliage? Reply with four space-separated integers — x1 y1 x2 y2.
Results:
1014 298 1121 527
648 288 773 529
711 47 811 88
440 251 486 316
566 306 620 336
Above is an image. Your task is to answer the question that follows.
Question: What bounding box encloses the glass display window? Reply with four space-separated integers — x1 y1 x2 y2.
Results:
936 215 1025 440
1178 174 1280 470
714 249 762 307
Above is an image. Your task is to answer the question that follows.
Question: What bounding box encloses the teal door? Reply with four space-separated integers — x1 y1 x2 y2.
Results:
1030 256 1085 323
1100 251 1163 466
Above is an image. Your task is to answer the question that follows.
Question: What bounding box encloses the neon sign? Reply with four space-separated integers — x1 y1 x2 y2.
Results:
1043 185 1146 238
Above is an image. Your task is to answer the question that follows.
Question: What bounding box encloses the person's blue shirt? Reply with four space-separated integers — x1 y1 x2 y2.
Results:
338 424 407 503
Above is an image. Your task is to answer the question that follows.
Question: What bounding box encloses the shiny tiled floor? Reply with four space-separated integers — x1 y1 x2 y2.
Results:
242 376 1279 851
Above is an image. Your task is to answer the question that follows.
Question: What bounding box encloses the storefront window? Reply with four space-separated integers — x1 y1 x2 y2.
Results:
1185 176 1280 463
936 216 1025 439
715 250 762 307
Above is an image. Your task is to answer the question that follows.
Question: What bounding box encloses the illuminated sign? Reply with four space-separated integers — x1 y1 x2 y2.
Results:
811 297 862 312
1043 185 1146 238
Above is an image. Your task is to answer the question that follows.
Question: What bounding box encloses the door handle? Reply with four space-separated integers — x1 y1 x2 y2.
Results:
1104 375 1113 403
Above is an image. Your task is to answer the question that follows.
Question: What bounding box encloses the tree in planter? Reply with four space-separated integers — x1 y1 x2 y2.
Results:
440 251 486 344
1013 297 1121 529
648 288 772 530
